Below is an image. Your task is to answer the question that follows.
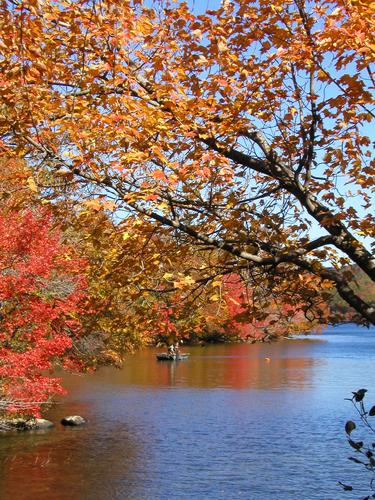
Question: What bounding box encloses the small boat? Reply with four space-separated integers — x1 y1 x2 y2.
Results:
156 353 190 361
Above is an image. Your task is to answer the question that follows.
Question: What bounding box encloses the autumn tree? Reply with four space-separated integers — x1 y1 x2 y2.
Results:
217 273 327 342
43 204 331 346
0 0 374 324
70 209 221 347
0 206 90 417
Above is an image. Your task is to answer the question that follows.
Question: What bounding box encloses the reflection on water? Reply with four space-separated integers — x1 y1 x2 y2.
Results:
93 340 321 390
0 324 374 499
1 424 140 500
125 338 328 390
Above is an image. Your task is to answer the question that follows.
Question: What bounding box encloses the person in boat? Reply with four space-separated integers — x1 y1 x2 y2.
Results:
174 341 180 356
167 344 175 356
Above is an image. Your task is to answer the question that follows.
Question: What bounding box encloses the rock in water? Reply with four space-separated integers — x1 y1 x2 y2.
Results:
35 418 54 429
61 415 86 426
0 418 29 431
0 418 54 431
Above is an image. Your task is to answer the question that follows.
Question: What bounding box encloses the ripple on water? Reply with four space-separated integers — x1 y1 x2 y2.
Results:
0 324 374 499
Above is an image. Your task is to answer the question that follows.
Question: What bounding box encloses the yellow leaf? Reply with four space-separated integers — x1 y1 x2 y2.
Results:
182 275 195 285
27 177 38 192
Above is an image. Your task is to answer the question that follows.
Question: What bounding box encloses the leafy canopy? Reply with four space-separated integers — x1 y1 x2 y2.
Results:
0 0 374 323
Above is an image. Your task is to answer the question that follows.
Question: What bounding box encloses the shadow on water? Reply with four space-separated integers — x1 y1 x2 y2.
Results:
0 324 374 499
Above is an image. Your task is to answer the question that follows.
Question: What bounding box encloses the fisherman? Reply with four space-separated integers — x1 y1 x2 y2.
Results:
167 344 175 355
174 341 180 355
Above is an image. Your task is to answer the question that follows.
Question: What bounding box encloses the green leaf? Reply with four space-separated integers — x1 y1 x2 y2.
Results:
352 389 367 402
348 439 363 450
345 420 356 434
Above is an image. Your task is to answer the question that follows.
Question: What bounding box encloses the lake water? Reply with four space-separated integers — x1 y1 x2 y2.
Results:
1 324 375 499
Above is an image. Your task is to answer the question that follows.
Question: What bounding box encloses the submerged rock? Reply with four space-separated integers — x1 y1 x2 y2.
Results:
61 415 86 427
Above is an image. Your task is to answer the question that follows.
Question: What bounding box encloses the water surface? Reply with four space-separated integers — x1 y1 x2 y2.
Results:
1 324 375 499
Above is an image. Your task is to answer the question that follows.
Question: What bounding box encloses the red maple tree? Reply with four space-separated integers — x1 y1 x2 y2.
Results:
0 208 88 416
221 274 327 341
